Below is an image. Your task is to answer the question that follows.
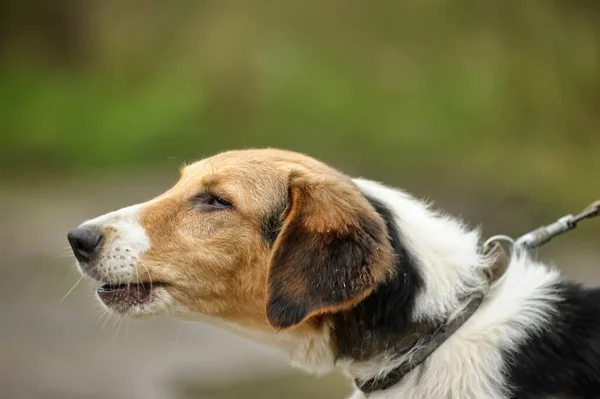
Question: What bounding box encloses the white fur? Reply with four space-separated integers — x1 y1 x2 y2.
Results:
345 253 562 399
78 203 150 285
343 179 563 398
77 203 164 317
353 179 489 322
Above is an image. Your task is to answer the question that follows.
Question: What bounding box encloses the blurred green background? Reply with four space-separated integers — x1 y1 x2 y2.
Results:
1 1 598 398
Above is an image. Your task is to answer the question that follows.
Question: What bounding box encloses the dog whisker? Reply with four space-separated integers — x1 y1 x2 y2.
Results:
61 274 85 302
112 316 123 340
139 263 153 291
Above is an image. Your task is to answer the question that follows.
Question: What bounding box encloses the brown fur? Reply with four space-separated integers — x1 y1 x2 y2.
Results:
130 149 393 335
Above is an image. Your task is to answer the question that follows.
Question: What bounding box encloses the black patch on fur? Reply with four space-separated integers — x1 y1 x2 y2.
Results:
503 281 600 399
261 197 288 246
331 194 424 360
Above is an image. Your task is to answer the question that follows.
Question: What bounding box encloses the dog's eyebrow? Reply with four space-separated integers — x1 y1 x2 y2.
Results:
200 174 223 188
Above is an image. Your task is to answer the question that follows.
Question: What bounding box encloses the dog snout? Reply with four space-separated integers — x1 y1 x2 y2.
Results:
67 227 104 263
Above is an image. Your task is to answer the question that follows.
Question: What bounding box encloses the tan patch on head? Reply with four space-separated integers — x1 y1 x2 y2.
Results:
132 149 394 333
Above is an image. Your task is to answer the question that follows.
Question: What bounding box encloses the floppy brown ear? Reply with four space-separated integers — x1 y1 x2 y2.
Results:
266 171 396 329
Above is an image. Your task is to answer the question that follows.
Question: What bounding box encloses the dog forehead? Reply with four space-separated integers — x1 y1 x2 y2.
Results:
182 149 337 177
173 149 351 212
173 152 291 211
179 157 285 194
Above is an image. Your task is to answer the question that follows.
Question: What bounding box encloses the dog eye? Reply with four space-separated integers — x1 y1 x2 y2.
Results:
210 196 232 209
193 192 233 210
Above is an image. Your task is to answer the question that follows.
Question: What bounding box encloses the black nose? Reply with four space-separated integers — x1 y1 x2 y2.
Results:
67 227 103 262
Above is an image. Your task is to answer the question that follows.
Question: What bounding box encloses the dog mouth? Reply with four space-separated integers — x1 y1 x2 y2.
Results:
97 282 166 310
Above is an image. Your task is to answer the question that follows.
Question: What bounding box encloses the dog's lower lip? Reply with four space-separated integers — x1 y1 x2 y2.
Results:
98 282 162 293
96 282 167 310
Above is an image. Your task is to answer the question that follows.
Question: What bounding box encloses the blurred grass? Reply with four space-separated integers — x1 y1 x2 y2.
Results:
0 0 598 212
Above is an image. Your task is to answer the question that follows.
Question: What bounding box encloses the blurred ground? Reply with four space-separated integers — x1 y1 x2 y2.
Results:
1 171 598 399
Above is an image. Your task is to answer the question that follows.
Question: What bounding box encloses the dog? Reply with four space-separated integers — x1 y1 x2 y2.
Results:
67 148 600 398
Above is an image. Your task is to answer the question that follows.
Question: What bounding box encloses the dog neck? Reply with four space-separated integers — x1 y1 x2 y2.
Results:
352 178 489 320
330 180 491 390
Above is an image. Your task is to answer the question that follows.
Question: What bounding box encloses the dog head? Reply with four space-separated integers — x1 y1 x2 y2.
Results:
68 149 396 334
